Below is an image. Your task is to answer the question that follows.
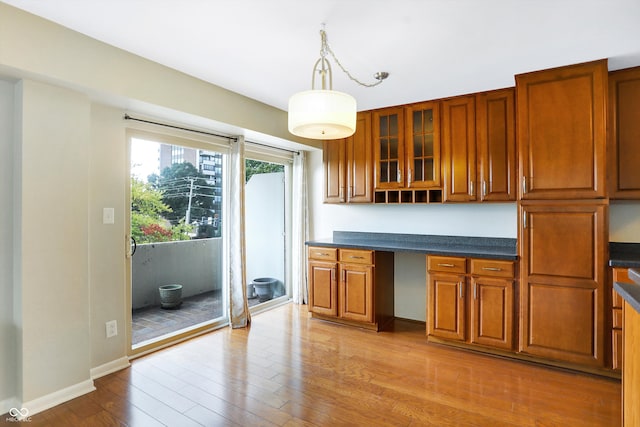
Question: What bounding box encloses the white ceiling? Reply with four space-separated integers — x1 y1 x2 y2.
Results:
3 0 640 113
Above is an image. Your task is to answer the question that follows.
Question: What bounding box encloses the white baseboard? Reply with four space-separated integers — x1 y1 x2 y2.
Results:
90 356 130 380
21 379 95 417
0 397 19 417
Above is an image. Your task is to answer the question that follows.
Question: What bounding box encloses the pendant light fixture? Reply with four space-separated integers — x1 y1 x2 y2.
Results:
288 26 388 140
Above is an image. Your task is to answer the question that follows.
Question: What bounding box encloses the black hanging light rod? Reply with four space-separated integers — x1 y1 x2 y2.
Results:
123 114 237 142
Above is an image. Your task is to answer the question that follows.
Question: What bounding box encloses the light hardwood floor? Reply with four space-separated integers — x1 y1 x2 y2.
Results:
6 303 621 426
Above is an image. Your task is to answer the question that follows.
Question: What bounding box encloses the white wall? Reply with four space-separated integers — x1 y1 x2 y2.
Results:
0 79 17 411
245 172 285 287
15 79 93 406
610 202 640 242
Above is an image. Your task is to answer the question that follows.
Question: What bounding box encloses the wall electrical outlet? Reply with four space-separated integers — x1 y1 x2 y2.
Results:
106 320 118 338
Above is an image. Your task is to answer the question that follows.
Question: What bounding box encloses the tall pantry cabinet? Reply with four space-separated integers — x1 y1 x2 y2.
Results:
516 60 609 368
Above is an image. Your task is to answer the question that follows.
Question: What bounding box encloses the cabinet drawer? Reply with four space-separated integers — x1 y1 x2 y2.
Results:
613 267 630 284
308 247 338 261
339 249 373 265
428 256 467 274
470 259 515 278
613 307 623 329
613 289 624 309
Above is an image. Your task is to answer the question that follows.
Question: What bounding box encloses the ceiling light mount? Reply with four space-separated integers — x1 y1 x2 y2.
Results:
288 26 389 140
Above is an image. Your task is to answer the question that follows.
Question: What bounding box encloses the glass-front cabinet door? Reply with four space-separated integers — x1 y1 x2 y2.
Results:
373 107 404 189
406 101 440 188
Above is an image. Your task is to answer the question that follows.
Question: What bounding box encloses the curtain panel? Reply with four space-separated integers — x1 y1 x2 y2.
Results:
228 136 251 327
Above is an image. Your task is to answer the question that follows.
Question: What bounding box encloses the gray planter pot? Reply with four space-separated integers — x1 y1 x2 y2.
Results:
252 278 276 302
159 284 183 309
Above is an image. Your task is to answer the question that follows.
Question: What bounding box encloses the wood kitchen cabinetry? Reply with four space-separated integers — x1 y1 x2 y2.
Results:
516 60 608 200
519 201 607 367
373 107 405 190
427 255 515 351
405 101 441 189
441 95 477 202
307 246 394 331
611 268 628 371
609 66 640 199
323 112 373 203
476 88 516 201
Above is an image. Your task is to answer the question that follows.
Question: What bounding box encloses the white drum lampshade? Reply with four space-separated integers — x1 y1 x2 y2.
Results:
288 89 357 140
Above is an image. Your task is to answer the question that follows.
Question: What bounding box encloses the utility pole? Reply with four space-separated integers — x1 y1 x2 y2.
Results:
185 177 195 224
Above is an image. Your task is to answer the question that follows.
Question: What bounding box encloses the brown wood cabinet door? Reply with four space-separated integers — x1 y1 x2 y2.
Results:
373 107 405 189
308 260 338 317
428 273 466 341
476 88 516 201
339 263 373 323
442 95 476 202
516 60 608 200
405 101 441 189
323 139 346 203
470 276 514 350
624 303 640 426
346 112 373 202
519 201 607 367
609 66 640 199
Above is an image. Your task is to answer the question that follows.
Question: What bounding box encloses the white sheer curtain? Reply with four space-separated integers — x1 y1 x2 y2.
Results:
228 136 251 327
292 151 309 304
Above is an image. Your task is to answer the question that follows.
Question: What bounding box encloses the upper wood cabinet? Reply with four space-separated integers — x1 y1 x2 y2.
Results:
519 201 607 367
405 101 441 189
373 107 405 189
442 95 477 202
323 138 346 203
323 112 373 203
476 88 516 201
516 60 608 200
609 66 640 199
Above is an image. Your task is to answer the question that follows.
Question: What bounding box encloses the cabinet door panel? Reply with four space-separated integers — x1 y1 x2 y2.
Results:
527 211 596 280
442 95 476 201
609 67 640 198
517 60 607 199
339 264 373 323
373 108 405 189
476 88 516 201
323 139 346 203
405 101 441 188
523 283 597 362
428 274 466 341
519 202 606 367
308 261 338 317
347 112 373 202
471 277 514 350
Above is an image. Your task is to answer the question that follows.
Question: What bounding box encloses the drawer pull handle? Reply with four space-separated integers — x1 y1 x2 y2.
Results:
349 255 365 259
482 267 503 272
437 263 456 268
315 252 330 256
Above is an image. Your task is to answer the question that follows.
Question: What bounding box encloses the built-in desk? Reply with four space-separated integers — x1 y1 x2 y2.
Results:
305 232 517 331
307 231 517 260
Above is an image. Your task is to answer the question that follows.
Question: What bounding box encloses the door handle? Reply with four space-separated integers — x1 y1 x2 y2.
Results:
130 236 137 257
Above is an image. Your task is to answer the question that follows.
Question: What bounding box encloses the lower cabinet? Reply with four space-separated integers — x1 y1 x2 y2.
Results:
612 268 628 372
519 201 607 368
307 246 394 331
427 255 515 351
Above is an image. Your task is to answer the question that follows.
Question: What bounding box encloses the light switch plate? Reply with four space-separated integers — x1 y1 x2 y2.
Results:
103 207 115 224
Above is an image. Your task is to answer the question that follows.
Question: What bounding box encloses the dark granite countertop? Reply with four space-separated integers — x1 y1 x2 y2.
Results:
609 242 640 268
615 268 640 314
306 231 517 260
